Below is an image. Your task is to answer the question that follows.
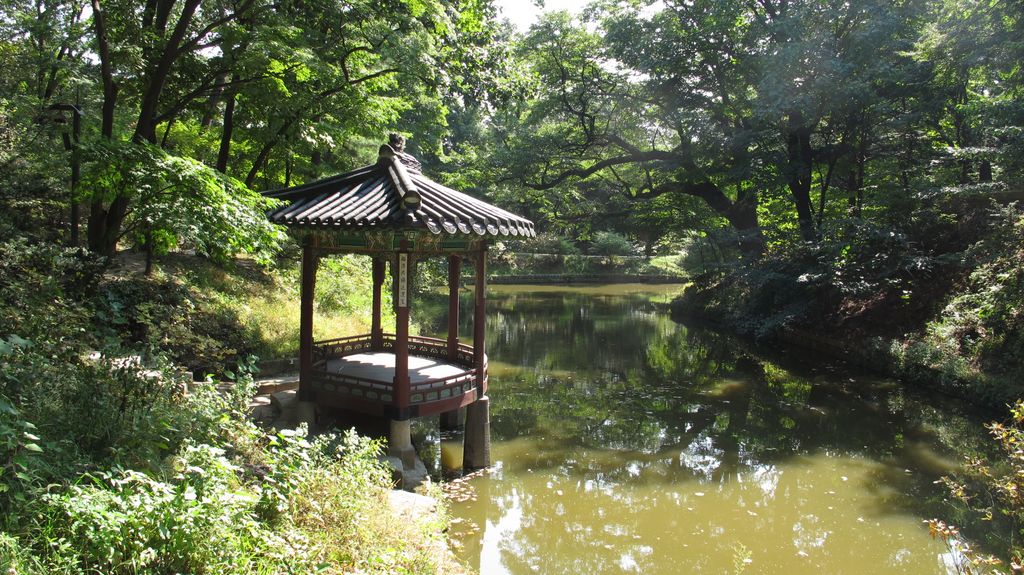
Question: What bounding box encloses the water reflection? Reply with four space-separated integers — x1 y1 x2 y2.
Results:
413 285 991 574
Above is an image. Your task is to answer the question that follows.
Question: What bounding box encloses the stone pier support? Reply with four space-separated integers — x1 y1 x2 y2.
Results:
389 419 417 468
463 396 491 471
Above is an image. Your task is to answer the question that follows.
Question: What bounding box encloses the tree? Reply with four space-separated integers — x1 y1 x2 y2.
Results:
84 0 264 256
80 139 282 273
495 0 929 253
0 0 496 259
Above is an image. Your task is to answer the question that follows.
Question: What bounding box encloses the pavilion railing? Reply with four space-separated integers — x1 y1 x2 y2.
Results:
312 334 374 366
312 333 476 367
309 333 483 409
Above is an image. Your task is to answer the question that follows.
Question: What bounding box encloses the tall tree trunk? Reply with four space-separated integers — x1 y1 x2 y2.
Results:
134 0 202 143
246 117 297 187
785 111 817 241
87 195 130 258
854 125 866 216
817 155 836 228
201 72 229 128
683 181 764 257
87 0 124 258
979 159 992 182
729 190 764 258
216 88 236 173
91 0 116 140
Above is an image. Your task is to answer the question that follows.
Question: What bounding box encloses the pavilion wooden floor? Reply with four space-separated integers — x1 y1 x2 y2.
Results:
323 352 468 383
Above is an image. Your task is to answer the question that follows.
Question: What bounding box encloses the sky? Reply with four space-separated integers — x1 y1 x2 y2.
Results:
492 0 588 32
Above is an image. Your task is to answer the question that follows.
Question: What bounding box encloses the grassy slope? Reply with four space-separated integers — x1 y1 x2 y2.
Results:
129 251 395 363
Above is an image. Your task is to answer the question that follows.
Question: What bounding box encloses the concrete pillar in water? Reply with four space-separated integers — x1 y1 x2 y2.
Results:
389 419 417 468
463 396 491 471
440 408 463 431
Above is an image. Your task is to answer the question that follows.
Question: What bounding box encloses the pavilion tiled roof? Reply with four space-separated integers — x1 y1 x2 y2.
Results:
264 141 535 238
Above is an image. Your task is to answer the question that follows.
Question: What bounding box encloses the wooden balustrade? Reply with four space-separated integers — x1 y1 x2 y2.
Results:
307 333 484 416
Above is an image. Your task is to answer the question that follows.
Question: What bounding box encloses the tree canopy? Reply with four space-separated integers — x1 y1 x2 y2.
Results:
1 0 503 259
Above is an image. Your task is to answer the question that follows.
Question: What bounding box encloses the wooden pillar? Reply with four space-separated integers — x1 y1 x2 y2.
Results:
472 248 487 393
447 254 461 359
393 250 411 417
371 257 385 349
298 237 319 401
464 246 490 470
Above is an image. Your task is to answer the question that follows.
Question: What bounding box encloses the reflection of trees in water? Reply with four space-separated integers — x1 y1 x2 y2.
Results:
434 289 994 571
490 291 986 493
471 291 988 472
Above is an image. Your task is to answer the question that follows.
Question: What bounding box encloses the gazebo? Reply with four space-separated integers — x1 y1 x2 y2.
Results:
263 135 535 472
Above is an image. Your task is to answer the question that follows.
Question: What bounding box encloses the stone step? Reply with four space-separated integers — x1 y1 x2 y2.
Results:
256 374 299 396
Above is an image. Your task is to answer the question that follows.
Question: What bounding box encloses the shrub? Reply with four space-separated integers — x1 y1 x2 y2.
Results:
0 239 102 349
930 399 1024 573
589 231 636 257
926 206 1024 378
43 448 273 575
0 394 44 518
98 277 260 377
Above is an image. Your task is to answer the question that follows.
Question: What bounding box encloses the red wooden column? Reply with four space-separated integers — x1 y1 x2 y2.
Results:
447 254 461 359
393 249 411 416
472 247 487 392
371 257 385 350
298 236 320 401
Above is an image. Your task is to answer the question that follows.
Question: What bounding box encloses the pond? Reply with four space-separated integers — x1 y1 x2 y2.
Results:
412 284 995 574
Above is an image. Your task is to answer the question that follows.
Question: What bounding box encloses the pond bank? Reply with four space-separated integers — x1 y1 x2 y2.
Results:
488 273 684 284
669 302 1018 413
248 373 461 572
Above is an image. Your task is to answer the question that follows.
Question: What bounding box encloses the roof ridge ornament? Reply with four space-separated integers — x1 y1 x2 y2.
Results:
381 133 422 172
380 139 421 213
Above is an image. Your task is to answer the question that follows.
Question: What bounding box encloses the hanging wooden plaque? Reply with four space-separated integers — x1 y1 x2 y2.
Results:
398 253 408 308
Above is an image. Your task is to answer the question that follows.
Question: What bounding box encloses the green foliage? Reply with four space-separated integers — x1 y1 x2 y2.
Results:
931 400 1024 574
0 239 103 346
46 449 268 574
80 140 285 264
0 394 44 516
927 205 1024 377
588 231 636 257
98 276 260 377
315 255 379 315
674 216 952 338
